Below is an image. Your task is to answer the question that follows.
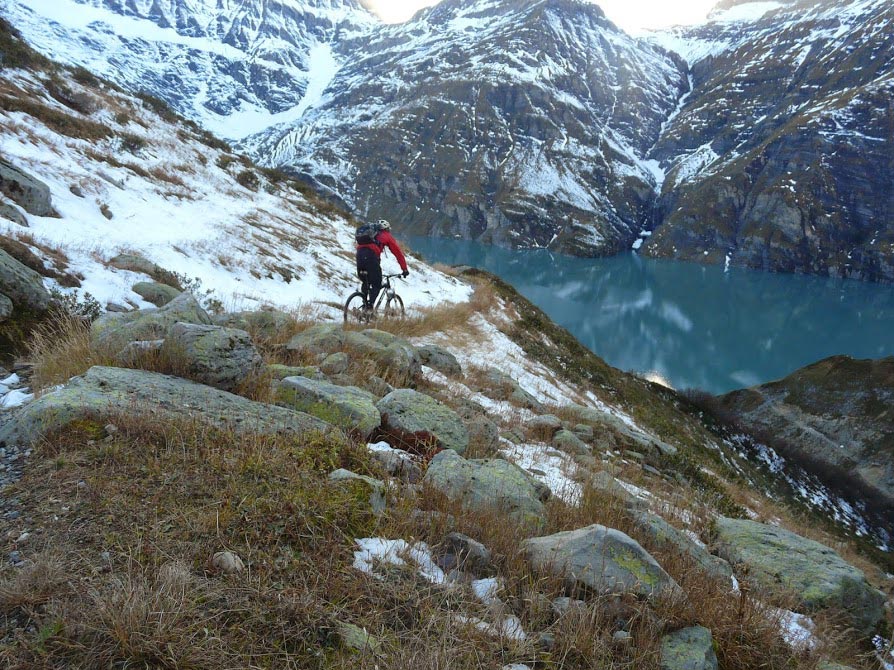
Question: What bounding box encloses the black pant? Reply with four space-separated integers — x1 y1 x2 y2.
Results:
356 247 382 307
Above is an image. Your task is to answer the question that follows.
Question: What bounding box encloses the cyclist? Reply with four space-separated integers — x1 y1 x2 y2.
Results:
355 219 409 310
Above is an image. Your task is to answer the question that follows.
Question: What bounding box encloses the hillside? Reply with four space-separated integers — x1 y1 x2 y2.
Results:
0 26 892 669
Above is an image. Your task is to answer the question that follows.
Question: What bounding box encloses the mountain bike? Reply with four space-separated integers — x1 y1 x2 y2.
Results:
343 273 406 324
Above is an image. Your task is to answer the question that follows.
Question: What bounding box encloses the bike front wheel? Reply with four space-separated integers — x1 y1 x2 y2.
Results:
344 292 370 324
382 294 405 320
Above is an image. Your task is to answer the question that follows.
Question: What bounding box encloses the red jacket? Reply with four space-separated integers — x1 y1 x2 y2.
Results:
357 230 408 272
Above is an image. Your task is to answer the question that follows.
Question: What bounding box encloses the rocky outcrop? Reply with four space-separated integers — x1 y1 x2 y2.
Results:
377 388 468 454
718 355 894 516
91 292 212 350
424 449 546 530
0 158 58 217
523 524 680 599
278 376 381 438
0 366 330 447
659 626 718 670
563 403 677 457
161 322 263 392
0 247 50 317
714 517 886 634
212 309 295 340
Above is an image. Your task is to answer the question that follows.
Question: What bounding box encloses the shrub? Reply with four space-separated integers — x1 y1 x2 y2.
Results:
236 169 259 191
45 76 96 114
70 66 100 88
119 132 147 153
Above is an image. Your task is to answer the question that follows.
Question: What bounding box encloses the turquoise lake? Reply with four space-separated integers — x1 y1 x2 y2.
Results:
408 237 894 395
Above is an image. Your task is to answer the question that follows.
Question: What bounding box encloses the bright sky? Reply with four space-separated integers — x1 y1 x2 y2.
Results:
363 0 720 31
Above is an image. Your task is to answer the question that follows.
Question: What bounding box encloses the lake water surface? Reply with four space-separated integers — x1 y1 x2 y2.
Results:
408 237 894 394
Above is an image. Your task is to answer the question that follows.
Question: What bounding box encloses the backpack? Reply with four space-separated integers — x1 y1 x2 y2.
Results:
355 223 381 246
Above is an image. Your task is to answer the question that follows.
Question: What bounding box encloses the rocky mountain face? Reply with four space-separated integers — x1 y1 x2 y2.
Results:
644 0 894 281
3 0 893 280
718 354 894 520
246 0 685 256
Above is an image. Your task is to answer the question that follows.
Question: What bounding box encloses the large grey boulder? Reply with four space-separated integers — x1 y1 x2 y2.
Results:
424 450 546 529
631 511 732 582
91 292 212 350
132 281 180 306
0 366 330 447
0 294 13 321
0 248 50 314
108 253 159 276
277 376 381 438
523 524 680 598
377 388 468 454
161 322 263 392
659 626 718 670
0 158 58 217
714 517 886 634
417 344 462 376
589 471 648 511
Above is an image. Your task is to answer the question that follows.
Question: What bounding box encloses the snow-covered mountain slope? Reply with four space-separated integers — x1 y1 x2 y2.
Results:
245 0 686 256
1 0 376 140
4 0 893 281
0 52 470 314
642 0 894 281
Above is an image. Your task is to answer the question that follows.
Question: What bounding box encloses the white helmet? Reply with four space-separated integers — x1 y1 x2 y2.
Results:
376 219 391 230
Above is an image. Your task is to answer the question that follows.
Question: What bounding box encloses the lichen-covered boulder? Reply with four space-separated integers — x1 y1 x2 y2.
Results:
91 292 212 350
417 344 462 376
285 323 345 356
161 322 262 392
132 281 180 306
660 626 718 670
715 517 886 634
0 366 330 447
0 247 50 314
278 376 381 438
425 450 546 530
108 253 159 276
377 388 468 453
523 524 680 598
631 511 732 582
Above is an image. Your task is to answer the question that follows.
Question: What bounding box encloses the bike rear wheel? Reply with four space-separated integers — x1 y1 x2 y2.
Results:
344 292 370 324
382 294 405 319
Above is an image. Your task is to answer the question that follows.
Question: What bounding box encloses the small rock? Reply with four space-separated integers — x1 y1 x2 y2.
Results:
441 532 492 574
536 632 556 651
612 630 633 646
15 531 30 543
320 351 350 376
69 184 84 197
9 550 22 564
210 550 245 574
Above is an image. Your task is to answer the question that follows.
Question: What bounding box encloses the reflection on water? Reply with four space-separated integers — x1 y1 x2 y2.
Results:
409 237 894 394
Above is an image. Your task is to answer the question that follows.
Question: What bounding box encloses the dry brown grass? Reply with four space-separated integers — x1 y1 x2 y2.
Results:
360 282 498 339
28 310 113 392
